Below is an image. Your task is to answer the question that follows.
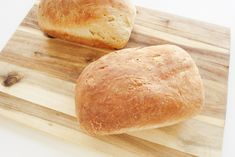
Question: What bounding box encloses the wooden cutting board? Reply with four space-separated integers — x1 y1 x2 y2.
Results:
0 1 230 157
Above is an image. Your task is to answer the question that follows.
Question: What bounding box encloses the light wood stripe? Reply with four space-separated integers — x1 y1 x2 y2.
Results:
194 115 225 127
132 25 229 54
135 7 230 49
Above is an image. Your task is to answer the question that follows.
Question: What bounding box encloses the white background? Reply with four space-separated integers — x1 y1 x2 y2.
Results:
0 0 234 157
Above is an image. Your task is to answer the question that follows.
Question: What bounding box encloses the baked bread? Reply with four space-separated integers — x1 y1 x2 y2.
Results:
75 45 204 135
38 0 136 49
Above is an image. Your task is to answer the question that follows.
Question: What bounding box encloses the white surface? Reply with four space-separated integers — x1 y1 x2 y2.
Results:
223 28 235 157
0 116 101 157
0 0 234 157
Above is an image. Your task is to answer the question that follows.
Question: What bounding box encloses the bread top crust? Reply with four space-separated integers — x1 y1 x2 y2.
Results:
38 0 136 27
38 0 136 49
75 45 204 135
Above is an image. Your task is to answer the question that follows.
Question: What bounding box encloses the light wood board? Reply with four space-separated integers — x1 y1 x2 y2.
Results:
0 2 230 157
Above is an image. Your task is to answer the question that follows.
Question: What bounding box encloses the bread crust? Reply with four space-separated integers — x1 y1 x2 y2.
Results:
38 0 136 49
75 45 204 135
43 29 117 49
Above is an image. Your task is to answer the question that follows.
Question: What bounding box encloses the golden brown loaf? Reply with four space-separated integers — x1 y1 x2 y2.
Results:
75 45 204 135
38 0 136 49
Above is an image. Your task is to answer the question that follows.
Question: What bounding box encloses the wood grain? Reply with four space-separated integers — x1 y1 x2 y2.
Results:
135 7 230 49
0 3 230 157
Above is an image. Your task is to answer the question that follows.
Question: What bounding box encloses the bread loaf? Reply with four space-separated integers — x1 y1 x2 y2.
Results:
75 45 204 135
38 0 136 49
